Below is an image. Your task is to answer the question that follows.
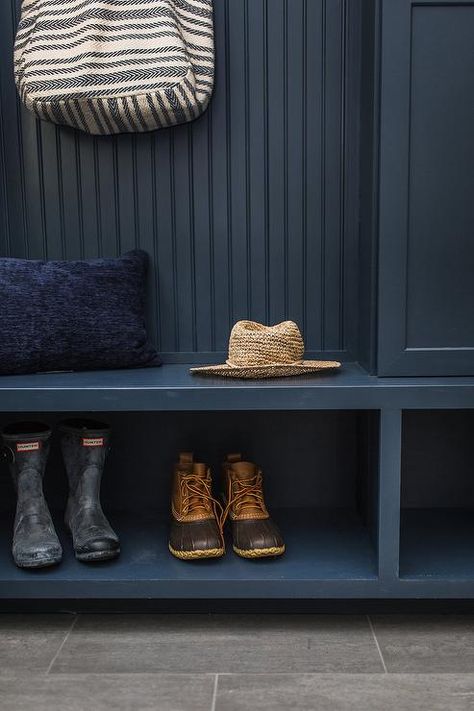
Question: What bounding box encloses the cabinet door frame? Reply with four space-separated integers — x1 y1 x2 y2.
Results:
377 0 474 376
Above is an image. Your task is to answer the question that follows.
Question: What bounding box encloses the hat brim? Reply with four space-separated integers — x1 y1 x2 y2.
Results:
190 360 341 379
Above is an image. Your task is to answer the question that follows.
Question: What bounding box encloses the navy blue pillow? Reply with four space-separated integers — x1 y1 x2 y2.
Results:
0 250 161 375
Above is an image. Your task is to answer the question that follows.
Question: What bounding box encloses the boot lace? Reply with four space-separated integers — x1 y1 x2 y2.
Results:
179 471 266 547
179 473 226 546
222 471 266 521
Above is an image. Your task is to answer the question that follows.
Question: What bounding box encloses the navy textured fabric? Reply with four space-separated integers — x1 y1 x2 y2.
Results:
0 250 161 375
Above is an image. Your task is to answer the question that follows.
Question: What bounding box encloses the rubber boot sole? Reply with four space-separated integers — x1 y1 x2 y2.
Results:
75 548 120 563
14 553 62 569
233 544 286 559
169 543 225 560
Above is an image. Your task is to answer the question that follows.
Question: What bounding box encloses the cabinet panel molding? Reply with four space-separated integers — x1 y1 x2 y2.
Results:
378 0 474 375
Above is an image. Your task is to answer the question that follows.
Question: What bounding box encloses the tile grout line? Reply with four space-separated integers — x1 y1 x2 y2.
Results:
367 615 388 674
46 614 79 675
210 673 219 711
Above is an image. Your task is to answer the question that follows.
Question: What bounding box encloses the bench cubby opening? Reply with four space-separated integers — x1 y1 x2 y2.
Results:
0 409 380 598
400 410 474 581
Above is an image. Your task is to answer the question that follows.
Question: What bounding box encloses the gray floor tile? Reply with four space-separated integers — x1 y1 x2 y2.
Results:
371 615 474 673
215 673 474 711
51 614 383 674
0 614 74 673
0 673 215 711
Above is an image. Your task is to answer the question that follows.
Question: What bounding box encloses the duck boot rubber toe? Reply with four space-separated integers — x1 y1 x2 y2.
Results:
2 422 62 569
169 519 223 560
232 518 285 559
60 419 120 563
169 452 224 560
223 454 285 559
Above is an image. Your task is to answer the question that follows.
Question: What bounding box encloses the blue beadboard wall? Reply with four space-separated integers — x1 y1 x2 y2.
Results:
0 0 361 362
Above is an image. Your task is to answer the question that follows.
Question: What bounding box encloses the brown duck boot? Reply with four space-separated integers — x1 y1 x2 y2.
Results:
169 452 225 560
223 454 285 559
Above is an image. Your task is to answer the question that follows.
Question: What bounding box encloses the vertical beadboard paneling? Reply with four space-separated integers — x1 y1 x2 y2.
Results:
40 122 63 259
0 0 360 361
287 0 305 329
0 91 8 258
153 131 175 353
304 0 324 350
323 0 345 350
96 137 119 256
135 133 158 341
21 113 46 258
191 96 213 352
247 0 267 325
209 0 232 351
228 0 248 323
77 135 100 258
267 0 286 325
0 0 26 258
173 124 195 351
59 130 83 260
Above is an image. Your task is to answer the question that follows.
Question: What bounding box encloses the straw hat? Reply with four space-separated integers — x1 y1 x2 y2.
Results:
190 321 341 378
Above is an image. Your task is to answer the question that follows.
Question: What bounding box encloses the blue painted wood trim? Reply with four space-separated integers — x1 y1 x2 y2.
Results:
1 364 474 412
358 0 380 375
377 409 401 582
6 579 474 599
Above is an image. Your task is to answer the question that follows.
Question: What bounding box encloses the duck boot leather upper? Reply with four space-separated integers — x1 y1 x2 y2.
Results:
1 422 62 569
60 419 119 562
169 452 224 560
223 454 285 558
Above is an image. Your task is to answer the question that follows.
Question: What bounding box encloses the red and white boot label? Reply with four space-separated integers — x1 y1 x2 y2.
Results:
81 437 104 447
16 441 41 452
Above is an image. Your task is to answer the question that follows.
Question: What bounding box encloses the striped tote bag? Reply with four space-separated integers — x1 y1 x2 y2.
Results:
14 0 214 134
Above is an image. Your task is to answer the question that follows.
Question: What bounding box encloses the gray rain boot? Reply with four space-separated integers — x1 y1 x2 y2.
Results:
59 419 119 562
1 422 62 569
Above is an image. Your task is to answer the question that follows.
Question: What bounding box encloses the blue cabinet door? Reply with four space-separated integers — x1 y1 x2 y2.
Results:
378 0 474 376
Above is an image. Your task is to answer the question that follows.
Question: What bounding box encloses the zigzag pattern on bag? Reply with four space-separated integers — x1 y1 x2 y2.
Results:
17 30 184 54
14 0 214 134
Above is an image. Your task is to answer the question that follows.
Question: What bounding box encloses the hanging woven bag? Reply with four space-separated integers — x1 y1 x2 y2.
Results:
13 0 214 134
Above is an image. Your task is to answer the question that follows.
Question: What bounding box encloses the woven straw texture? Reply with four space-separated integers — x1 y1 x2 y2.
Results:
190 321 341 379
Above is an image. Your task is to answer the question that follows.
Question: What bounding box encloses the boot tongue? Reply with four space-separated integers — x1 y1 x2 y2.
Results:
183 463 211 515
192 463 208 478
230 462 257 480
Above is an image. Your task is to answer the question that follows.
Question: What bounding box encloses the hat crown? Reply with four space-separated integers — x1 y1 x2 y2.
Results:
227 321 304 367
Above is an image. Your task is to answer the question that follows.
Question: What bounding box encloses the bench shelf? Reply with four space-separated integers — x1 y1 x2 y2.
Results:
0 404 473 601
0 509 379 599
1 363 474 412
